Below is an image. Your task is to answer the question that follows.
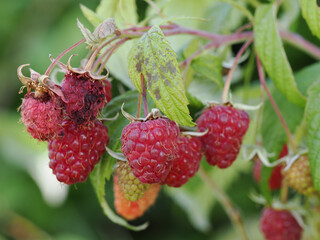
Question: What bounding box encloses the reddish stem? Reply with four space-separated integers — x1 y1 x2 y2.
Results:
97 38 128 75
222 37 253 103
141 74 149 117
137 93 142 118
256 55 298 153
45 38 85 75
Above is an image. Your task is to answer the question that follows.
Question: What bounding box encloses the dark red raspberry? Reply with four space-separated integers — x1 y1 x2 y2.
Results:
253 145 288 190
121 118 180 184
61 72 106 124
260 207 302 240
165 136 202 187
103 80 112 103
48 120 109 184
197 104 250 168
20 92 63 141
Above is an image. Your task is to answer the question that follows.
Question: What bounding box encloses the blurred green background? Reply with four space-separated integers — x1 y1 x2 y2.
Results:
0 0 318 239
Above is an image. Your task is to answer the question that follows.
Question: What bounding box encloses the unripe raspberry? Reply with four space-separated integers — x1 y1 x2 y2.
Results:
61 72 106 124
253 145 288 190
197 104 250 168
20 92 63 141
48 120 109 184
165 136 202 187
121 118 180 184
260 207 302 240
117 161 150 201
283 155 317 196
114 175 161 220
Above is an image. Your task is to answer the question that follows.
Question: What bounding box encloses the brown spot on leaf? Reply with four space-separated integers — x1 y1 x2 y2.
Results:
154 87 161 100
166 62 176 74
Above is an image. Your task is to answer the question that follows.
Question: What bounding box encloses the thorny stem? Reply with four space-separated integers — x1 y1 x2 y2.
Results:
141 74 149 117
198 167 249 240
45 38 85 76
256 55 298 154
222 37 253 103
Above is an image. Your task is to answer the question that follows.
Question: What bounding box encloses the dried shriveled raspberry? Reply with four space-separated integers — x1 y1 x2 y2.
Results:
48 120 109 184
117 161 150 201
260 207 302 240
197 104 250 168
121 118 180 184
114 175 160 220
283 155 316 196
253 145 288 190
61 72 106 124
165 136 202 187
20 92 63 141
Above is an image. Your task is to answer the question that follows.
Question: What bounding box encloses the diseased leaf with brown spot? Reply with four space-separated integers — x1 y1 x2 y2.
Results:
128 26 194 127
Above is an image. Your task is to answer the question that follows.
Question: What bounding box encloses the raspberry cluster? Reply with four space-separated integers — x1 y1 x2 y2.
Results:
19 66 112 184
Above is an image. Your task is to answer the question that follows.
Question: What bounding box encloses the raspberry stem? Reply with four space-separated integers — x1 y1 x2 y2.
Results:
198 166 249 240
256 55 298 154
222 38 253 103
137 93 142 118
45 38 85 76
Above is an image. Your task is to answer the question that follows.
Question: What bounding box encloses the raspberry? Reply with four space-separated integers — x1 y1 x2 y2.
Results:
260 207 302 240
116 161 150 201
283 155 316 196
48 120 109 184
253 145 288 190
197 104 250 168
61 72 106 124
165 136 202 187
114 175 161 220
121 118 180 184
20 92 63 141
103 80 112 103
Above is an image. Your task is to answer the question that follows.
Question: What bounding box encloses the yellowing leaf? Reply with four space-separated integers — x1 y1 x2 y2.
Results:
128 26 194 127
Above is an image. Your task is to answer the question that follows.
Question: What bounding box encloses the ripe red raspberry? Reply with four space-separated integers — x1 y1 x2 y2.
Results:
48 120 109 184
114 175 161 220
20 92 63 141
253 145 288 190
116 161 150 201
61 72 106 124
121 118 180 184
260 207 302 240
197 104 250 168
103 80 112 103
165 136 202 187
283 155 316 196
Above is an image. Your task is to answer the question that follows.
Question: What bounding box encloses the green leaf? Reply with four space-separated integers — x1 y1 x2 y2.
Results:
299 0 320 40
96 0 137 29
260 87 304 202
254 4 306 107
80 4 103 27
295 62 320 96
90 156 148 231
128 26 195 127
306 80 320 192
191 54 223 87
